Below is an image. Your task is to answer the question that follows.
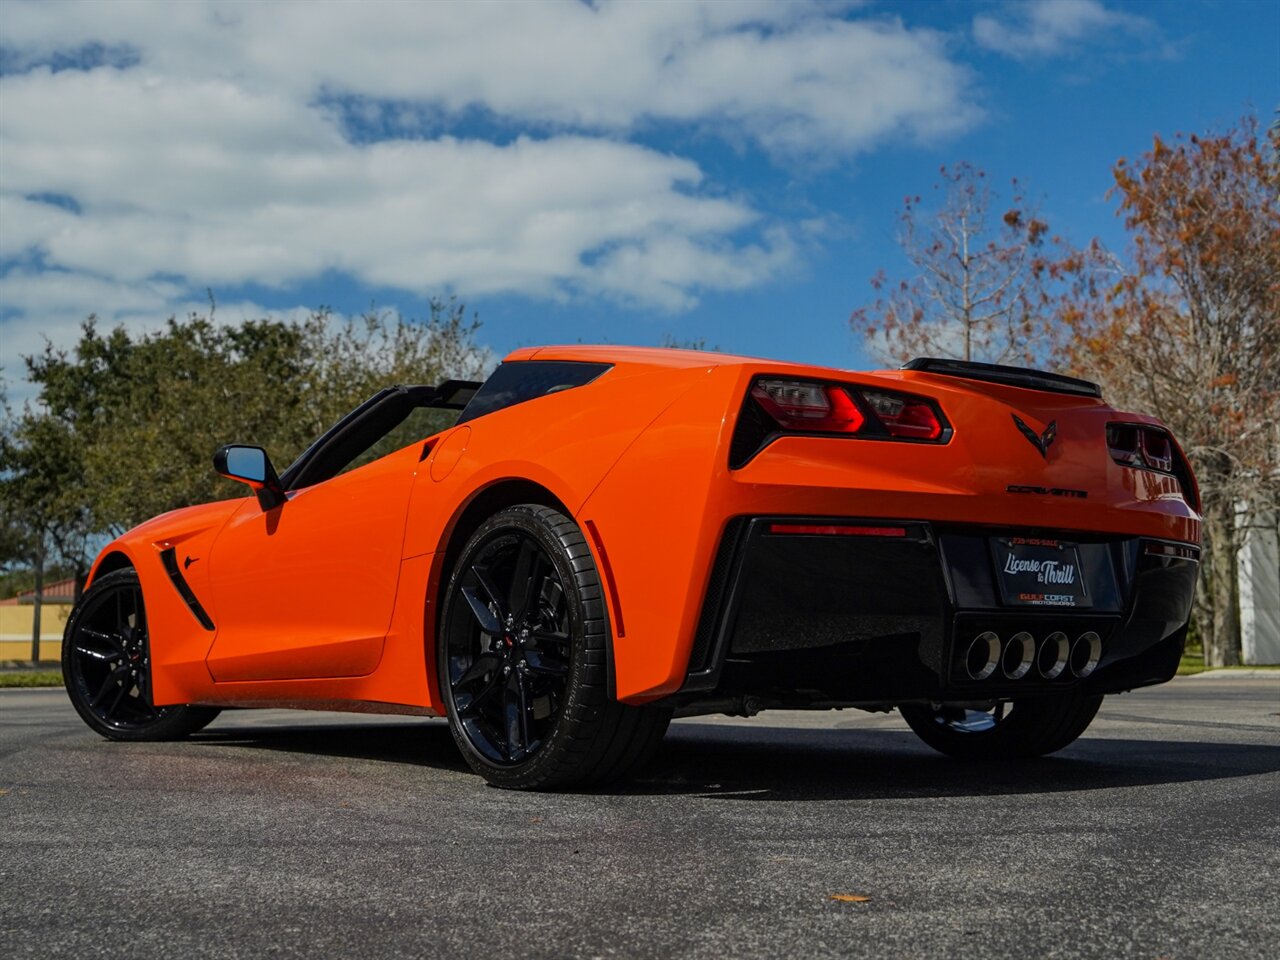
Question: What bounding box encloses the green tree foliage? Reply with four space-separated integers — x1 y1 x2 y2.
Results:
1 395 96 585
2 301 489 571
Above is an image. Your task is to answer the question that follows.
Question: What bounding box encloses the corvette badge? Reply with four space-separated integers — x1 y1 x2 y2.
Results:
1012 414 1057 459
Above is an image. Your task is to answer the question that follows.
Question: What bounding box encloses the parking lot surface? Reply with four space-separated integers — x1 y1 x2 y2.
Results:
3 676 1278 959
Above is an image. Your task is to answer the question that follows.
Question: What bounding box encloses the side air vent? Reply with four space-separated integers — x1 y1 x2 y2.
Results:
160 548 215 631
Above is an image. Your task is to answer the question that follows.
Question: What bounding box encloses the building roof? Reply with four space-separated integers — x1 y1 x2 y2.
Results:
0 577 78 605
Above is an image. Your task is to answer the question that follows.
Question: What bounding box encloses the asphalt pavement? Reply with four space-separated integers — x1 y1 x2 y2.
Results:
2 676 1278 959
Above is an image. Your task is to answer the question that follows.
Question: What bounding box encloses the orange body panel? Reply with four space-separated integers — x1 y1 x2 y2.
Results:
84 345 1201 713
205 444 420 682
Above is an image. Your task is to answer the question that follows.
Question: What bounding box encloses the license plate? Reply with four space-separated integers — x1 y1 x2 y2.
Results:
991 537 1091 608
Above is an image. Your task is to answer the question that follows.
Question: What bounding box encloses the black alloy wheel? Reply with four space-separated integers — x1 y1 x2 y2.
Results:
63 568 219 741
899 693 1103 761
446 520 572 764
439 505 670 789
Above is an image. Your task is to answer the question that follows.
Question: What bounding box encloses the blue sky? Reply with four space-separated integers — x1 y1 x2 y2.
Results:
1 0 1276 398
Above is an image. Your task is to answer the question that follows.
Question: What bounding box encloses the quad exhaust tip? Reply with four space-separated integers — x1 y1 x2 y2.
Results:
964 631 1001 681
1070 631 1102 678
1001 631 1035 680
963 629 1101 681
1037 631 1070 680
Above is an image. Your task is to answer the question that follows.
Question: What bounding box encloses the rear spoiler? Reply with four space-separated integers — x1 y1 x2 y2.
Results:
902 358 1102 399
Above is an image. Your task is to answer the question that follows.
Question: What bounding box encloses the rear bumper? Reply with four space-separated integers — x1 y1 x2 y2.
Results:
678 517 1197 706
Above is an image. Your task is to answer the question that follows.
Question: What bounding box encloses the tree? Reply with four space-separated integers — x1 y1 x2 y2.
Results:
658 334 717 351
1052 116 1280 665
0 399 98 660
19 299 488 538
850 163 1053 366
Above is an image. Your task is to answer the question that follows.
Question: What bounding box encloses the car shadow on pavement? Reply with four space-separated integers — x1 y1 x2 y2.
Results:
190 719 472 774
186 715 1280 800
619 724 1280 801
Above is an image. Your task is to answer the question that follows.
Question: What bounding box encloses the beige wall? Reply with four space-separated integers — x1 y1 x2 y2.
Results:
0 605 71 662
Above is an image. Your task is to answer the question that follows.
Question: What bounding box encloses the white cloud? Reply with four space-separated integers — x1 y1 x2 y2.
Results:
0 0 980 377
0 67 783 301
973 0 1152 60
0 0 975 156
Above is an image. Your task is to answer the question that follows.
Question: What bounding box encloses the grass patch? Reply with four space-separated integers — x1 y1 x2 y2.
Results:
0 670 63 688
1176 642 1280 674
1177 642 1206 676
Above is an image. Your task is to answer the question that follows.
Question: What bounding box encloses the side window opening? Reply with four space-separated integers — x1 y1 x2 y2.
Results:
282 381 479 490
336 405 458 477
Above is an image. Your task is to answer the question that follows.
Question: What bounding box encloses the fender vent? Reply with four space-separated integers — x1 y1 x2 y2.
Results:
160 548 215 631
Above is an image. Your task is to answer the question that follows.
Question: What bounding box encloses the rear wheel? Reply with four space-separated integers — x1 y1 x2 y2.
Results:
63 568 220 741
438 504 670 789
899 693 1102 760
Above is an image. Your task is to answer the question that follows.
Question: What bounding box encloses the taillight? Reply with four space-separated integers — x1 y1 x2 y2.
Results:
751 380 865 434
1107 421 1200 511
1106 424 1144 468
730 377 950 467
861 391 944 440
1139 430 1173 472
1109 423 1176 472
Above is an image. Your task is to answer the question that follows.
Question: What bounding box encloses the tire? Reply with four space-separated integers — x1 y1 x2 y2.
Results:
899 693 1103 761
63 568 220 742
438 504 670 789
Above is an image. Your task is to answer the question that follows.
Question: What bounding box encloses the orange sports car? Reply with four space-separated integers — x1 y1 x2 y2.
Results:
63 346 1200 788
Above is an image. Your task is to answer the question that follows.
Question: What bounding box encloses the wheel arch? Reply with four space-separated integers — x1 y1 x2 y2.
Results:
86 549 136 589
429 477 620 700
438 478 572 579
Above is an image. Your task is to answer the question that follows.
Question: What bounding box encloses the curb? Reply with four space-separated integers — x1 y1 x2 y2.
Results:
1181 668 1280 679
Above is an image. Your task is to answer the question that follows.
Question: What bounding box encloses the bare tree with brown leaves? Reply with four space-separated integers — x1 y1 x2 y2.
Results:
850 163 1052 366
1051 116 1280 665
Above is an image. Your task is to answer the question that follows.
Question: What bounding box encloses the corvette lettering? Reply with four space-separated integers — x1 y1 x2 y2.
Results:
1007 484 1088 499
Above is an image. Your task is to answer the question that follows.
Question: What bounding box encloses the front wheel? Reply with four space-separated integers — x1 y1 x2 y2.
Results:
438 504 669 790
899 693 1103 760
63 568 220 741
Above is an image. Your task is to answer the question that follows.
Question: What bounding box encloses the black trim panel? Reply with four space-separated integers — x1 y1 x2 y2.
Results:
684 518 749 690
678 517 1197 704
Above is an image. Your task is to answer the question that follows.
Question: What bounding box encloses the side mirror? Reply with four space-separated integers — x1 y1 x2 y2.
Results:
213 444 285 511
